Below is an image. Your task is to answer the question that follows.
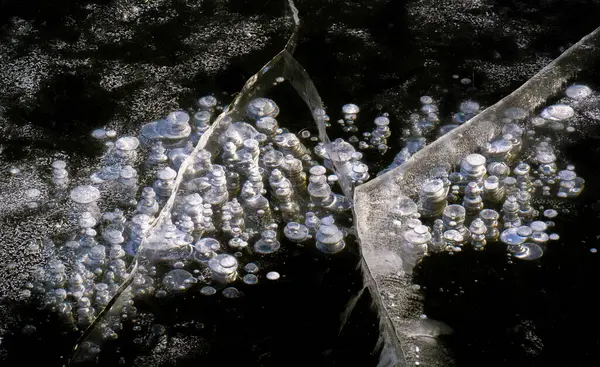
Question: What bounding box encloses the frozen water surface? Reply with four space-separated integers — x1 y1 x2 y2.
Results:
355 25 600 367
2 1 600 366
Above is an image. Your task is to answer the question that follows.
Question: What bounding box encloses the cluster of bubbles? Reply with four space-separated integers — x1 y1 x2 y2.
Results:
390 84 590 272
382 96 483 174
319 103 393 155
21 91 371 351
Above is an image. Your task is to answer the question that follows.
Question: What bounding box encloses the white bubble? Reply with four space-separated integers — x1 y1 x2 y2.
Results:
419 96 433 105
541 104 575 121
92 129 107 139
342 104 360 115
590 248 597 254
565 84 592 100
266 271 280 280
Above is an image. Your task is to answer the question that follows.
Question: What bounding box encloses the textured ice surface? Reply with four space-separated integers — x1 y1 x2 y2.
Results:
354 26 600 367
67 1 369 364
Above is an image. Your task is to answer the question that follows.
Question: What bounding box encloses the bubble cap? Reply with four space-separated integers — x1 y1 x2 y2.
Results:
70 185 101 204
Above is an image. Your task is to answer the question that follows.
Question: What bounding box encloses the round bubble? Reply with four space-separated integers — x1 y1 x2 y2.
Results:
200 286 216 296
70 185 101 204
243 274 258 285
198 95 217 110
92 129 107 139
420 96 433 104
163 269 196 291
460 100 480 114
244 263 259 274
115 136 140 151
565 84 592 100
500 228 526 246
541 104 575 121
342 103 360 115
266 271 281 281
222 287 242 298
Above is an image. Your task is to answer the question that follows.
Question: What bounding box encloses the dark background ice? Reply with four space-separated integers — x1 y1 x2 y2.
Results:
1 0 600 366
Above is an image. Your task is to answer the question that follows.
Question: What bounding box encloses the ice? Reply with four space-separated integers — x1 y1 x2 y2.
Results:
66 1 370 363
354 26 600 367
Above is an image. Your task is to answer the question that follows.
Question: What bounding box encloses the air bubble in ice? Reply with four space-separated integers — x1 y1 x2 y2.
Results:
243 274 258 285
200 286 216 296
393 198 419 217
222 287 241 298
115 136 140 152
565 84 592 100
197 95 217 111
266 271 280 280
163 269 196 291
70 185 101 204
342 103 360 115
254 230 281 254
208 254 238 283
244 263 259 274
284 222 310 242
92 129 107 139
540 104 575 121
419 96 433 104
247 98 279 120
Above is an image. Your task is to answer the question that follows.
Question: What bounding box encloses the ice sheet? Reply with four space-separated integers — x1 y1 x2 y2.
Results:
68 0 381 364
354 26 600 367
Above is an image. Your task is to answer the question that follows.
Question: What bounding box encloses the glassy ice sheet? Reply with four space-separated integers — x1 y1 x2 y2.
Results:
3 0 600 366
0 1 380 366
355 26 600 366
